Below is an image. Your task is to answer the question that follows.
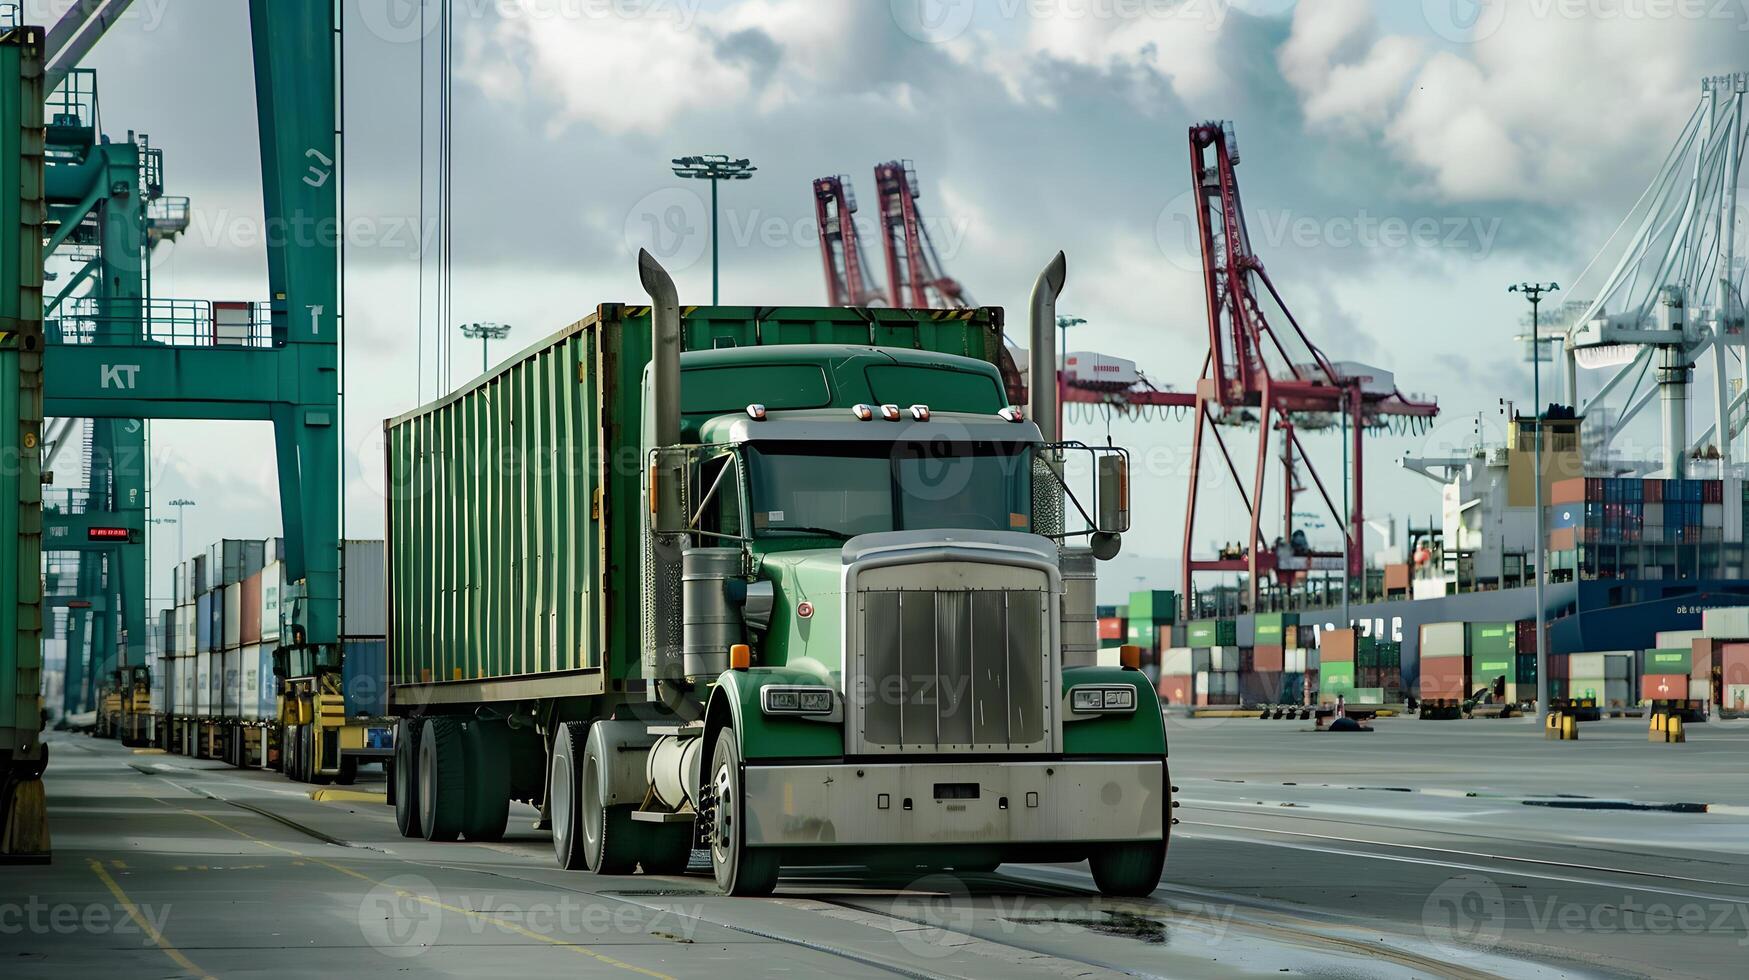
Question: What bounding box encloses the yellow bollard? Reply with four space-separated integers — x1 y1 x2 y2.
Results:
1668 716 1685 743
1562 714 1578 740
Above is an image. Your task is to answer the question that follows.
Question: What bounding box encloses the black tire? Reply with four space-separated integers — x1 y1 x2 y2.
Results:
582 726 639 875
394 719 423 839
639 824 694 876
1088 771 1169 897
708 734 779 896
307 726 333 786
549 721 589 871
419 718 466 842
461 722 510 842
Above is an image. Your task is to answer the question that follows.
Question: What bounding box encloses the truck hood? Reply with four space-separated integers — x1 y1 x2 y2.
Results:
755 548 845 678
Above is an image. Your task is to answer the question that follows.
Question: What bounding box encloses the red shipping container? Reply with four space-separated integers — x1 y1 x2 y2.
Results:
1321 628 1356 663
1720 643 1749 686
1644 479 1663 503
1550 477 1587 504
1641 673 1689 700
1420 656 1469 699
1158 674 1193 705
1097 617 1124 641
1691 638 1721 679
1548 527 1576 551
1253 644 1284 672
1704 479 1723 504
240 572 263 645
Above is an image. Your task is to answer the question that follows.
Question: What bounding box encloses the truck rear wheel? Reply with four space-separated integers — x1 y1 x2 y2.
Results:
418 718 466 842
549 721 589 871
394 719 422 839
707 734 779 896
582 724 639 875
461 722 510 842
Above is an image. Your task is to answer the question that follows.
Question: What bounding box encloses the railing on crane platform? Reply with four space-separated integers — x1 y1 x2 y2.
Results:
48 297 278 349
45 68 98 144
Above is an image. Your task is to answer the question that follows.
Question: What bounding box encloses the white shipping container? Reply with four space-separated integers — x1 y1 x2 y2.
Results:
1096 647 1122 668
1654 630 1705 650
1642 503 1663 527
1285 648 1308 673
1724 685 1749 711
224 583 243 650
1161 647 1211 675
1702 606 1749 639
342 539 387 637
1688 679 1710 701
176 656 195 718
195 650 213 716
149 657 166 713
1703 502 1724 527
1208 646 1237 671
1727 478 1744 543
1421 622 1467 658
260 561 283 642
1061 351 1141 390
219 648 240 718
1569 652 1633 680
239 645 265 721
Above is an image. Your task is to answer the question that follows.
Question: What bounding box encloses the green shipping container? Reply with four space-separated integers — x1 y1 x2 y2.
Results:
385 303 1011 694
1127 589 1176 624
1127 621 1159 647
1471 658 1513 684
1646 648 1693 674
1467 623 1517 657
1253 612 1298 643
1187 619 1236 648
0 26 46 848
1320 663 1356 692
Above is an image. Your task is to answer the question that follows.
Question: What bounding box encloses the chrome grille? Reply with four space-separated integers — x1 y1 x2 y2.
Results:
859 588 1048 751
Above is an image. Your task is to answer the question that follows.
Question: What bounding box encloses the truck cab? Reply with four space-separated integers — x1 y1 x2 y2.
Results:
625 254 1170 895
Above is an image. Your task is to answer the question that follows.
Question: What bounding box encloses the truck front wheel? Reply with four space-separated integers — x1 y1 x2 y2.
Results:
707 734 779 896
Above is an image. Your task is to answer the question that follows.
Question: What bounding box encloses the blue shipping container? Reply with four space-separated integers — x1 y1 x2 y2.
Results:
196 593 213 652
207 594 224 653
342 640 387 717
256 646 278 719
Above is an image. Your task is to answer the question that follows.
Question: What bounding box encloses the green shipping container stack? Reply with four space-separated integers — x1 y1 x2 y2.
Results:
1646 648 1693 675
1467 622 1517 657
1253 612 1298 644
1127 620 1159 650
1187 619 1237 648
1127 590 1176 625
1471 656 1514 687
1320 662 1356 694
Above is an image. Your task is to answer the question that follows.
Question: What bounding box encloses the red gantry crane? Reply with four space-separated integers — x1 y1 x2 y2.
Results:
1180 122 1437 614
873 160 973 309
812 175 886 307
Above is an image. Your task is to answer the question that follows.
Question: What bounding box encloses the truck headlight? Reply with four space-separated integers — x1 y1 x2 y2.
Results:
761 685 835 715
1070 685 1136 714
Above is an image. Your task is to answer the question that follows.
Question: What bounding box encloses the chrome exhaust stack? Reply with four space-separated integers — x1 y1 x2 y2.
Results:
1029 251 1066 443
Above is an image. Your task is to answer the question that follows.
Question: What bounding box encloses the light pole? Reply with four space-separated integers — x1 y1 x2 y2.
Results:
460 322 512 377
166 498 195 564
671 154 757 304
1055 315 1085 437
1511 281 1560 724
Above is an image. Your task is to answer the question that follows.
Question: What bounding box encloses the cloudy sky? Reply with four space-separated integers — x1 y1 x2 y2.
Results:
32 0 1749 606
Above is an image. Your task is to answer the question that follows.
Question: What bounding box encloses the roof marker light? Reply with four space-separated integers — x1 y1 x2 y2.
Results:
909 405 930 421
998 406 1026 422
852 404 875 421
880 404 901 421
746 404 767 420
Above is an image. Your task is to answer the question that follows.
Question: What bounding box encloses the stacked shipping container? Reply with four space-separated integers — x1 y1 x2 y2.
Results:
1547 476 1742 581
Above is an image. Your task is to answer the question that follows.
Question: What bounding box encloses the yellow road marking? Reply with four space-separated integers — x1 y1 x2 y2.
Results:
132 748 166 755
110 859 127 869
309 788 386 804
149 798 674 979
87 859 214 980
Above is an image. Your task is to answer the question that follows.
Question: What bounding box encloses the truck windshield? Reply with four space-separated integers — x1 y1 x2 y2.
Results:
745 440 1032 538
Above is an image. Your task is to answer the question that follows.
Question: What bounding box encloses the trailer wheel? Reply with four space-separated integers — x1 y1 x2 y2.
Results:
549 721 590 871
418 718 466 842
393 719 423 839
707 733 779 896
461 722 510 842
582 724 639 875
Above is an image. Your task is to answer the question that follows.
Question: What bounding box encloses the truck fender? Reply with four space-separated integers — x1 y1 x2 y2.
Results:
585 719 659 807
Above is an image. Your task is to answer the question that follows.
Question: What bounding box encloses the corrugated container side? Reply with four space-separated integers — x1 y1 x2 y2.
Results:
1702 606 1749 639
240 573 262 645
223 583 242 650
238 644 267 721
255 646 277 719
219 648 240 718
196 593 213 652
195 650 213 716
342 639 388 717
260 561 283 643
342 540 387 638
1420 622 1467 658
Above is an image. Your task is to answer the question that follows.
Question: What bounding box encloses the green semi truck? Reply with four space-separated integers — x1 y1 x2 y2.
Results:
384 251 1169 895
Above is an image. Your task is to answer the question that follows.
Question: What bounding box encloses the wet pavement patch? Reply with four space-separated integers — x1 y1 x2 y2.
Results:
1001 909 1169 944
1522 799 1708 814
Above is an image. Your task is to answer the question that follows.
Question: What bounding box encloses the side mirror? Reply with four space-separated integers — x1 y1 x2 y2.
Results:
1096 452 1130 533
650 446 688 535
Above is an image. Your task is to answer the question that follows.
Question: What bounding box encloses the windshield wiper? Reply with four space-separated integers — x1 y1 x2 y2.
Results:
762 525 853 541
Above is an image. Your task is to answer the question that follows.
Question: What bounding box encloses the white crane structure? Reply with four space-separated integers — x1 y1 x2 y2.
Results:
1559 73 1747 478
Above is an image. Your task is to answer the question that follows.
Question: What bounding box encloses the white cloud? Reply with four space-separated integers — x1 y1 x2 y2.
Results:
1279 0 1420 129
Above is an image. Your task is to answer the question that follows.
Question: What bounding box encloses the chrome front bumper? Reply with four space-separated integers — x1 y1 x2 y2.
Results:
740 759 1166 848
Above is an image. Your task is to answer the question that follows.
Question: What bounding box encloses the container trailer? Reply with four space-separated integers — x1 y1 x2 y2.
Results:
383 252 1169 896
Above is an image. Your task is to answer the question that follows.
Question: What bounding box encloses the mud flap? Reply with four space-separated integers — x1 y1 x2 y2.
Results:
0 773 51 864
